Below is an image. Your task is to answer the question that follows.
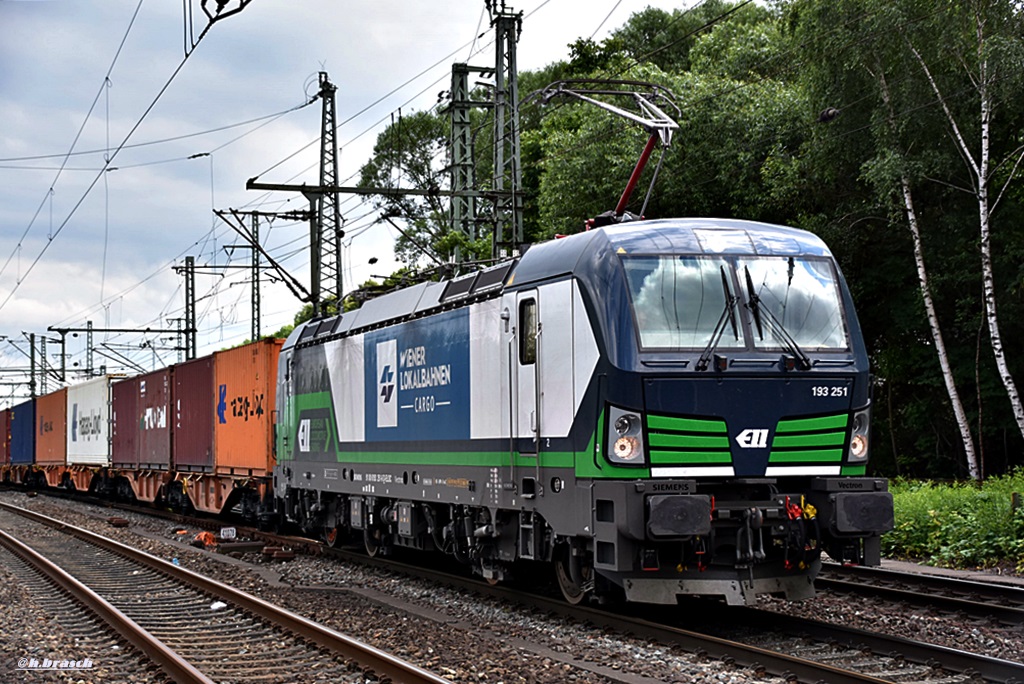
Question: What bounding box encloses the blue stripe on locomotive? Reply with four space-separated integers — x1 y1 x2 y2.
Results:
363 307 472 442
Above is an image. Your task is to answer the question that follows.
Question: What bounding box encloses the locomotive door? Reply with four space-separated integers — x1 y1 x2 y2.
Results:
515 291 540 458
277 347 294 459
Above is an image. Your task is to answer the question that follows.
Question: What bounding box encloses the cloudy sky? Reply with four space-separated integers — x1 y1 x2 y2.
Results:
0 0 681 404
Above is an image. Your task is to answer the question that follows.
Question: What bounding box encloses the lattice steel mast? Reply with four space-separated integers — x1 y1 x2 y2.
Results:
489 1 523 259
318 72 343 308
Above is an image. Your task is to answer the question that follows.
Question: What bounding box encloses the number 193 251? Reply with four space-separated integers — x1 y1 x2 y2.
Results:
812 385 848 397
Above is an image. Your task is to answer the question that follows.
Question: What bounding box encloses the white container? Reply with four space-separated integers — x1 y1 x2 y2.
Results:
66 375 112 466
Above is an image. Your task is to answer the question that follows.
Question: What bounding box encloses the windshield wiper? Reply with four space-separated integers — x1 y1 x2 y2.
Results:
743 266 812 370
696 267 739 371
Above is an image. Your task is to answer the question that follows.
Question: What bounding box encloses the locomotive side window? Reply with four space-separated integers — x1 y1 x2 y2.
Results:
519 299 537 364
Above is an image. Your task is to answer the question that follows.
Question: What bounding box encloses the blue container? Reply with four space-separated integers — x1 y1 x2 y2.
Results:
10 399 36 465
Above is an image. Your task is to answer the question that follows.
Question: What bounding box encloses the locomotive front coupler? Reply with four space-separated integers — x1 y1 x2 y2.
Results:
736 507 766 563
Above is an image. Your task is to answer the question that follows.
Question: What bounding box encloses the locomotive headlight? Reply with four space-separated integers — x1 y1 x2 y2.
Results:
607 406 646 466
848 408 870 462
614 414 637 436
613 436 640 461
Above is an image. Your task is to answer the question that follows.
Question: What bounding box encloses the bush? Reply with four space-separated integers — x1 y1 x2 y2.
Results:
882 471 1024 572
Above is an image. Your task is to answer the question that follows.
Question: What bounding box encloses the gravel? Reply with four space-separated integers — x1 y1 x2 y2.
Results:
756 588 1024 662
2 489 1021 683
0 541 168 683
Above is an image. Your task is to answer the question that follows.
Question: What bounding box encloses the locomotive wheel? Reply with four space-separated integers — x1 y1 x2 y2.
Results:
323 526 341 548
555 547 591 605
364 527 382 557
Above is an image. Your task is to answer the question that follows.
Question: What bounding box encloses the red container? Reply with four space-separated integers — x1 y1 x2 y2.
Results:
112 368 172 470
0 408 10 465
212 338 281 476
35 388 68 466
111 377 138 468
173 356 215 472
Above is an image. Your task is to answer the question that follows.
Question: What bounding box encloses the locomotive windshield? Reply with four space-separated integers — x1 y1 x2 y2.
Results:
740 256 848 350
623 254 848 351
624 255 738 349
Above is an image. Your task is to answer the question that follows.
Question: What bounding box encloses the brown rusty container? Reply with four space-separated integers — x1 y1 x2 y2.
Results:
112 368 172 470
212 338 282 476
35 388 68 466
173 356 215 472
0 408 10 465
111 377 138 468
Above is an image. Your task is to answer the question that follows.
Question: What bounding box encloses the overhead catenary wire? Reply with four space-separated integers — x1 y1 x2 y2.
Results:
527 1 952 221
0 100 315 166
3 2 706 377
0 0 145 286
0 3 248 317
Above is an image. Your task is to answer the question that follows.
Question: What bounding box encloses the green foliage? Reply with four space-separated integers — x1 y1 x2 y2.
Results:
883 474 1024 571
565 37 631 76
779 0 1024 477
608 2 766 74
358 109 450 267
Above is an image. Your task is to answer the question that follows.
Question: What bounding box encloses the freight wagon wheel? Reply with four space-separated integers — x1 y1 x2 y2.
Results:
555 545 591 605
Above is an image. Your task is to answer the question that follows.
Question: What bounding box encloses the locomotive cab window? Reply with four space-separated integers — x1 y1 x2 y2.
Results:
519 299 537 364
738 256 849 351
622 254 850 352
623 255 740 350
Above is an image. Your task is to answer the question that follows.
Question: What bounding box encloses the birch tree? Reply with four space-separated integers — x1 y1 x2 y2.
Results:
903 3 1024 467
781 0 986 474
870 67 980 479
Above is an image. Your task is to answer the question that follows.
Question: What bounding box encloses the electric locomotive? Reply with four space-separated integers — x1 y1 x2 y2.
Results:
272 217 893 605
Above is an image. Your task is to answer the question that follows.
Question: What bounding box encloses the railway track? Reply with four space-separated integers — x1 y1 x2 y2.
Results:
818 562 1024 626
6 488 1023 684
0 501 451 684
0 541 171 683
320 545 1024 684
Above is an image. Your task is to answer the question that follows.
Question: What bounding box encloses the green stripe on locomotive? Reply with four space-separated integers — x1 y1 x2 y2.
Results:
279 389 649 477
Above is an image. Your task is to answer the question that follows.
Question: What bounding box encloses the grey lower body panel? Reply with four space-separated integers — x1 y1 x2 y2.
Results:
618 559 821 606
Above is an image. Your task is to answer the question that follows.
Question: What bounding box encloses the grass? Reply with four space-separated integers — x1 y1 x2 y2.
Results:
881 470 1024 573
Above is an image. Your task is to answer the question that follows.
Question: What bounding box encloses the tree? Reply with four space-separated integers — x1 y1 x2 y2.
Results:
357 109 453 267
780 0 1024 479
902 2 1024 466
608 1 768 74
787 0 983 475
536 10 802 237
